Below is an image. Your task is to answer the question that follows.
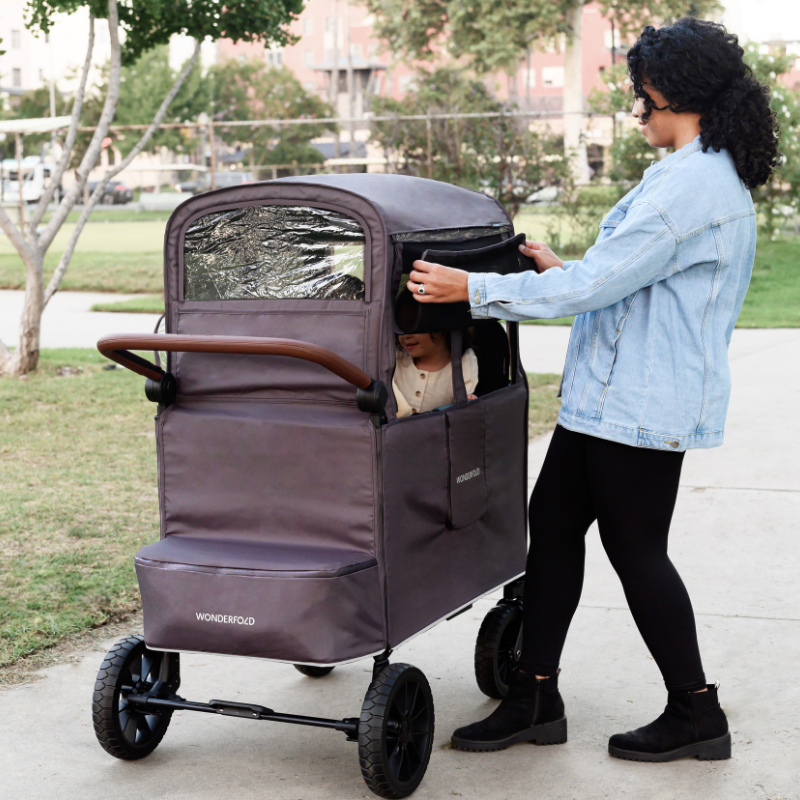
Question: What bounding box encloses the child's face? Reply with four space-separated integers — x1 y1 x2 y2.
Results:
398 333 448 360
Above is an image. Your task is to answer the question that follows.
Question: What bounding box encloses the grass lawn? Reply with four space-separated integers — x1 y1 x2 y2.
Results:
90 294 165 313
0 352 561 674
0 220 165 294
0 349 158 672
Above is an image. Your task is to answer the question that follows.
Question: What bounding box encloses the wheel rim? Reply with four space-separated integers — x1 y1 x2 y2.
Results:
497 611 522 691
116 647 167 748
385 678 431 786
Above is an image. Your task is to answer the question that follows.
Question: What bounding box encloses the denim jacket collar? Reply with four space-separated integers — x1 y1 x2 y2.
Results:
645 135 703 176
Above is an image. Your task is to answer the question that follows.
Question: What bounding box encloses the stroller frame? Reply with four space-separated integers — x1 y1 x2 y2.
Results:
92 174 532 798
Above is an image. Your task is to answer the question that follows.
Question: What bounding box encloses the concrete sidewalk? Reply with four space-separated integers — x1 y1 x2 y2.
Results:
1 327 798 799
0 289 569 374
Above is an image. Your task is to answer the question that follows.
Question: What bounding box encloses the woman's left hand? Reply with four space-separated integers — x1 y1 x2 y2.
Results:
407 260 470 303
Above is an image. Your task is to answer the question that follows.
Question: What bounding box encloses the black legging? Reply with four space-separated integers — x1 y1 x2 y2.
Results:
521 425 706 692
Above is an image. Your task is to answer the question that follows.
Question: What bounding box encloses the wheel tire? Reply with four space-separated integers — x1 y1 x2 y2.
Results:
293 664 335 678
474 603 523 699
92 635 175 760
102 194 115 205
359 663 434 799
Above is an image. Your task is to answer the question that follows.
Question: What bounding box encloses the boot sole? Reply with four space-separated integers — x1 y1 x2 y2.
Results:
451 717 567 752
608 732 732 762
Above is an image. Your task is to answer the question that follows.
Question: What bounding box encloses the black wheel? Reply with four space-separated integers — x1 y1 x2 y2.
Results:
293 664 335 677
359 663 434 799
102 194 115 205
474 603 523 699
92 635 177 760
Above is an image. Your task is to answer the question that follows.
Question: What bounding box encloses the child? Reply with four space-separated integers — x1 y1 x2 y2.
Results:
393 331 478 418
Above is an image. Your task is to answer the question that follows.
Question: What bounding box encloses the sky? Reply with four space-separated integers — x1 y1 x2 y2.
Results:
723 0 800 44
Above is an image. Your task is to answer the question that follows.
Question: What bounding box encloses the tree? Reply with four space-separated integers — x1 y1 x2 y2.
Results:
209 58 335 171
372 67 568 218
743 44 800 239
0 0 303 377
365 0 722 183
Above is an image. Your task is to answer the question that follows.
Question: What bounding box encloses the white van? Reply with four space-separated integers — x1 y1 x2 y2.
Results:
1 157 64 205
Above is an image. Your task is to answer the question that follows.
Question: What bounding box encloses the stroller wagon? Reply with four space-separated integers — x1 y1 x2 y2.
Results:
93 174 532 798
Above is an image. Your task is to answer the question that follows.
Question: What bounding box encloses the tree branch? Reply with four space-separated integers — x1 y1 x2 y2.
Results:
105 40 202 182
38 0 121 255
29 14 96 240
0 203 36 262
43 39 202 307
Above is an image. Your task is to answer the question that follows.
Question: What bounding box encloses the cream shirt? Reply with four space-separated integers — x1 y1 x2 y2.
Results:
392 348 479 418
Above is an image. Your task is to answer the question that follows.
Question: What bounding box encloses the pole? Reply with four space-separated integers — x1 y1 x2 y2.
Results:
426 113 433 179
16 132 24 230
208 122 217 190
345 0 356 161
611 19 617 67
48 33 56 118
526 47 532 109
331 0 341 163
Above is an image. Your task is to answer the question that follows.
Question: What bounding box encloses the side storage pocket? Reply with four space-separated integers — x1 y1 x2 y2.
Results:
446 402 488 529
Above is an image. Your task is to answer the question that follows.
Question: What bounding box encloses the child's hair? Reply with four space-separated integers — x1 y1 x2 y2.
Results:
627 17 780 188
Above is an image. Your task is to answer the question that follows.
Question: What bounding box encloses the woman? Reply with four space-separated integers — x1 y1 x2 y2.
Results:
407 18 779 762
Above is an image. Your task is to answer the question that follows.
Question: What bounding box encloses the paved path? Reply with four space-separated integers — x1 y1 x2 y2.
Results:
0 290 568 374
1 292 798 798
0 290 163 350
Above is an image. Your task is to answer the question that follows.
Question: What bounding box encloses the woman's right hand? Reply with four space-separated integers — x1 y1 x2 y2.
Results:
520 240 564 272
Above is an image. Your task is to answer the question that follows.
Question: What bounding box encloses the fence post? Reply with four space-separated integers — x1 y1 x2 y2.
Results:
426 112 433 179
208 122 217 190
16 132 24 229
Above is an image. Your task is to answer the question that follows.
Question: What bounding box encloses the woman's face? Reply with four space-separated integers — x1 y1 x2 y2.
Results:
398 333 447 360
631 80 674 148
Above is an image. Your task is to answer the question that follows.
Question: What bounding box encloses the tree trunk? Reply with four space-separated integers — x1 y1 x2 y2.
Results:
563 0 590 184
11 251 46 375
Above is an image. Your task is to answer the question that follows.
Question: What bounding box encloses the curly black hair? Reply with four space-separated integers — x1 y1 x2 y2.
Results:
627 18 780 188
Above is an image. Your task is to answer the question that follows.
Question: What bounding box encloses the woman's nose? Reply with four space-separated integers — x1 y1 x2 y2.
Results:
631 97 643 118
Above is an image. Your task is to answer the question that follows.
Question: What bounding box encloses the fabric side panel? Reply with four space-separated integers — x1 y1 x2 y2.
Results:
382 383 528 645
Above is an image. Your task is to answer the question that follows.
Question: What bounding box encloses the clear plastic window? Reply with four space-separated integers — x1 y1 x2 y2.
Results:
184 205 366 301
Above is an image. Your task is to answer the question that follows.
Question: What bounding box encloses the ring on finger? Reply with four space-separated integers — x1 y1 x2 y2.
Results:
418 283 426 295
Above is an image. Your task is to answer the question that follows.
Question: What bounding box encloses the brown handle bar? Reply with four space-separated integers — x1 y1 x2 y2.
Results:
97 333 373 390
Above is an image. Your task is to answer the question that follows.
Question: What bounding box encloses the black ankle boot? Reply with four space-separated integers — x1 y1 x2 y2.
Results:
608 684 731 762
451 670 567 752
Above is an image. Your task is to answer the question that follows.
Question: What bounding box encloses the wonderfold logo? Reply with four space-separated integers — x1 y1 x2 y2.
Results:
456 467 481 484
196 612 255 626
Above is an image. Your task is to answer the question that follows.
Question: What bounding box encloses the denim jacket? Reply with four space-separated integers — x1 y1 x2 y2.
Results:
468 137 756 451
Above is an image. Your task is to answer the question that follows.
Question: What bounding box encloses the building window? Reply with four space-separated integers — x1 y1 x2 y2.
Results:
38 68 45 82
11 30 21 48
12 68 22 87
267 50 283 67
542 66 564 88
523 68 536 89
305 50 314 68
325 16 337 32
303 18 313 35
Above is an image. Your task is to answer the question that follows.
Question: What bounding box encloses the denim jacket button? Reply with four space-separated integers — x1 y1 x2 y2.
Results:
666 440 680 448
474 290 481 304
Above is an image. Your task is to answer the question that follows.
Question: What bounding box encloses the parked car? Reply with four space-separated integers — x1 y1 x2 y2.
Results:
176 171 254 195
88 180 134 205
